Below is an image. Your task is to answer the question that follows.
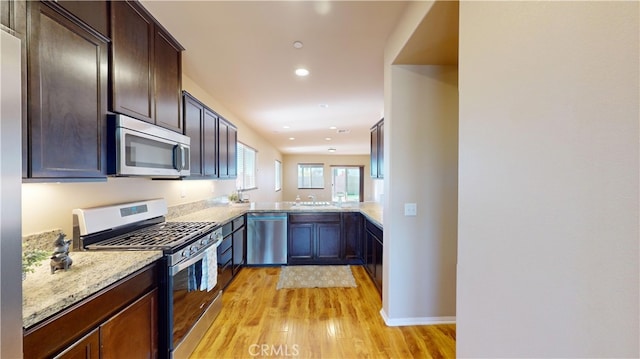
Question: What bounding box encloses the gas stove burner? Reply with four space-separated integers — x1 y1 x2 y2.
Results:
86 222 217 251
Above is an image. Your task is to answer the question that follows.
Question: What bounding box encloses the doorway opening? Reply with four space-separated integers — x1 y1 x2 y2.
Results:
331 166 364 203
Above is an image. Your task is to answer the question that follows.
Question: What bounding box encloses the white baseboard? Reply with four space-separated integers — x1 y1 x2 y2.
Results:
379 309 456 326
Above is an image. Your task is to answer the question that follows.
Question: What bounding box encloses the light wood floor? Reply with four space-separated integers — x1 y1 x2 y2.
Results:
190 266 456 358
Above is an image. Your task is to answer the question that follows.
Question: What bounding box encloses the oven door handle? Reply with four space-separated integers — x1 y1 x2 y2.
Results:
170 238 222 277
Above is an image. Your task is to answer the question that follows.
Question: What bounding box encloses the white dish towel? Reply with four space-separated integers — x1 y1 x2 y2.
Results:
200 242 219 292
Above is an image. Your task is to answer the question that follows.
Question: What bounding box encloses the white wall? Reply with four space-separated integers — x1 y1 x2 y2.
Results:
281 154 372 203
383 0 459 324
382 64 458 324
21 74 283 237
457 1 639 357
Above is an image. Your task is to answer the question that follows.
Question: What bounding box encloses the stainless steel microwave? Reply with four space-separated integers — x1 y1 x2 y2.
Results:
108 114 190 177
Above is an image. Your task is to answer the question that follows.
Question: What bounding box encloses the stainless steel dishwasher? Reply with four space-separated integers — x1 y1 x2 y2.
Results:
247 212 288 265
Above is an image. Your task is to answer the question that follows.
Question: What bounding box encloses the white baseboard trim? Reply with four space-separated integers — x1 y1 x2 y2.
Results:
379 309 456 327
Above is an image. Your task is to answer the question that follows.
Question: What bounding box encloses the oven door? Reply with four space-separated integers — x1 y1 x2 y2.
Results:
169 242 222 356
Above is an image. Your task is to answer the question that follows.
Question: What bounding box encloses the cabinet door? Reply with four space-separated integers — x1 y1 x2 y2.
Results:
100 288 158 359
289 224 314 262
53 328 100 359
374 237 383 293
154 27 182 132
316 223 341 261
370 125 378 178
342 212 363 262
203 109 218 177
227 126 238 178
377 121 384 178
217 240 233 290
364 229 375 278
110 0 154 123
27 1 108 178
218 119 230 178
0 0 12 29
232 226 245 274
183 93 204 176
56 1 108 37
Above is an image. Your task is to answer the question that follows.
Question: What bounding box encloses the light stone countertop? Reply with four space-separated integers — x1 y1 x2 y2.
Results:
22 250 162 329
171 201 383 228
22 202 382 329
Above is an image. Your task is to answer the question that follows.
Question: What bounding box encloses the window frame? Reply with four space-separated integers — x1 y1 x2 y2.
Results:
297 163 325 189
275 160 282 192
237 142 258 191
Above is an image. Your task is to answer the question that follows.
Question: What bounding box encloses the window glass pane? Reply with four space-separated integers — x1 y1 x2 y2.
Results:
236 142 257 191
275 160 282 191
297 164 324 189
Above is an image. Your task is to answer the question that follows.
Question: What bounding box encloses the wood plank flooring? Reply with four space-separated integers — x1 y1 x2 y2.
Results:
189 266 456 358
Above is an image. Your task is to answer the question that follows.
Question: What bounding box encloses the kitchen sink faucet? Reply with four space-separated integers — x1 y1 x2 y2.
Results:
308 195 315 206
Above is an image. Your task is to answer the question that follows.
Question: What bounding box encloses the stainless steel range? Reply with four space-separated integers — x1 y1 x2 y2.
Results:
72 199 223 359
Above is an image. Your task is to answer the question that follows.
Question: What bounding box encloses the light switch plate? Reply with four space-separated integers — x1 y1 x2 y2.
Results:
404 203 417 216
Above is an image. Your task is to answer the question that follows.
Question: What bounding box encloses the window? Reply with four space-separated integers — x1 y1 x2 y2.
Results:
331 166 363 202
237 142 257 190
298 163 324 189
275 160 282 192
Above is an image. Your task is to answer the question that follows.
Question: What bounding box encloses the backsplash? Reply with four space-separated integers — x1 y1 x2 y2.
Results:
22 197 232 252
22 177 237 238
23 229 64 252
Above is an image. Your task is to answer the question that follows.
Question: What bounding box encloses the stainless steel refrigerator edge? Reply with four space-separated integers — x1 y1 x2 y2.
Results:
0 28 23 358
247 213 288 265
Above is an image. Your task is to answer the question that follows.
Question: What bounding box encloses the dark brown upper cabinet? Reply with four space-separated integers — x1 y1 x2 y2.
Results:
218 118 238 179
183 91 218 178
25 0 109 179
110 0 184 133
56 0 109 38
370 118 384 179
183 91 237 179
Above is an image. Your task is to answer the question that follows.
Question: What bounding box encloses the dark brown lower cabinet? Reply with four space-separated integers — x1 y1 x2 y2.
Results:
342 212 364 263
217 235 233 290
288 213 343 264
24 263 159 359
217 214 246 289
100 289 158 359
54 329 100 359
364 219 383 295
55 289 157 359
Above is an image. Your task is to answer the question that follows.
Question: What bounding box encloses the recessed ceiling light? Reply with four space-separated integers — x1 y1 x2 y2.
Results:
293 41 303 49
325 137 332 141
319 104 329 108
289 137 295 140
329 126 337 130
295 68 309 77
328 148 336 153
283 125 290 129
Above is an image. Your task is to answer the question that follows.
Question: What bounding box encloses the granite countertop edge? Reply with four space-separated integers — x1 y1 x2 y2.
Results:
171 202 383 228
22 250 162 329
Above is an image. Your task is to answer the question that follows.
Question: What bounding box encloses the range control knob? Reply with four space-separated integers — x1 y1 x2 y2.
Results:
181 250 189 258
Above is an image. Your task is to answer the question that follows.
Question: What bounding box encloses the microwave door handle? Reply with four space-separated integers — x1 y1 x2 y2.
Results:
173 145 182 171
181 145 188 171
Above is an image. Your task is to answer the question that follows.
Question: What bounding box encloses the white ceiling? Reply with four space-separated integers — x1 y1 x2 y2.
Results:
141 1 409 155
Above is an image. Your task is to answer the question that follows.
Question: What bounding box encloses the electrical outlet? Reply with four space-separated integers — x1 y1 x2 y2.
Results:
404 203 417 216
